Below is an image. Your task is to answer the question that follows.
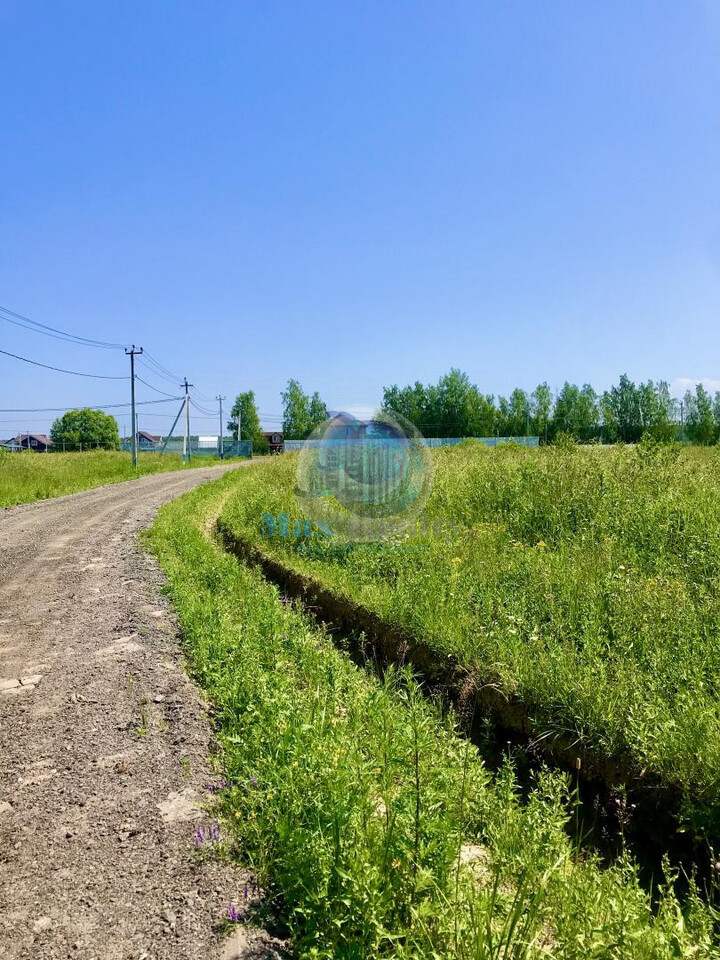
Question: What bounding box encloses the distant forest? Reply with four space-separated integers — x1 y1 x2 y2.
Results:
381 370 720 444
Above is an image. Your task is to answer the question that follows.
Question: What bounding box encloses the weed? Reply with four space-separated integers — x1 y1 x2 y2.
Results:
148 471 720 958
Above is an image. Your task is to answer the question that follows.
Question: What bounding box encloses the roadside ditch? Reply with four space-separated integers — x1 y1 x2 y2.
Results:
216 519 719 894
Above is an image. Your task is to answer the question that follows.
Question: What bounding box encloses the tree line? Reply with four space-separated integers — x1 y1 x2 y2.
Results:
229 371 720 447
382 370 720 444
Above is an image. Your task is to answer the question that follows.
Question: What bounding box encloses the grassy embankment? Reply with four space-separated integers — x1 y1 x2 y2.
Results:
216 442 720 836
0 449 236 508
148 469 719 959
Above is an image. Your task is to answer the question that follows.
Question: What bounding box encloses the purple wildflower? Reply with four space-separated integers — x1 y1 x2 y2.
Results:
279 594 291 605
249 775 258 788
244 883 249 901
228 903 241 923
194 825 205 848
211 823 220 841
207 778 228 794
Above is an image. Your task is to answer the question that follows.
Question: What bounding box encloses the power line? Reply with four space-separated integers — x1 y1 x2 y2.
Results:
0 397 181 413
142 356 213 402
142 350 181 381
138 354 181 386
140 410 219 419
136 375 182 399
0 305 128 350
0 347 127 379
0 303 228 427
190 398 215 417
190 385 215 403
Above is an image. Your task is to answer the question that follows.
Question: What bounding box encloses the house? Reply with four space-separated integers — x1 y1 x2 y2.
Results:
3 433 52 452
324 412 367 440
262 431 283 454
136 431 161 449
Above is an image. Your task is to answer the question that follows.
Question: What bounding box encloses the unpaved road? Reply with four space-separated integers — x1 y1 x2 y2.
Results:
0 465 283 960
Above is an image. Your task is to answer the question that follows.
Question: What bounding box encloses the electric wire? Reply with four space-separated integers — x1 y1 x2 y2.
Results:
138 355 182 386
141 350 183 383
0 305 128 350
0 347 127 379
0 303 279 432
190 385 215 403
0 397 182 413
190 398 217 417
135 375 183 399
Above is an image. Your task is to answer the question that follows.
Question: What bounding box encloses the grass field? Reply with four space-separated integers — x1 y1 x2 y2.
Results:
148 471 720 959
217 441 720 836
0 449 234 508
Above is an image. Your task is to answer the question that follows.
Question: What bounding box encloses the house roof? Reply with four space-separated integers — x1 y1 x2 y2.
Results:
12 433 51 445
138 431 161 442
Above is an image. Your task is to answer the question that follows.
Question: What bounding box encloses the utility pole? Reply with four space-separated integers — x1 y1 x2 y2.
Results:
125 345 143 468
216 396 226 460
181 378 193 463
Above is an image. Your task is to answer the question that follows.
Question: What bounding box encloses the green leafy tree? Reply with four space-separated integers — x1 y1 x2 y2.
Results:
282 380 328 439
496 396 511 436
641 380 676 441
384 370 502 438
530 382 553 442
50 409 120 450
552 383 599 441
685 384 716 444
434 369 473 437
713 392 720 436
309 392 329 432
382 381 430 430
228 390 266 452
465 389 497 438
507 388 530 436
600 390 619 443
576 384 600 441
605 374 643 442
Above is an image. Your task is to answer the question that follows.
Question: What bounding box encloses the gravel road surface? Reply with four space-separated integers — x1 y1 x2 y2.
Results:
0 465 284 960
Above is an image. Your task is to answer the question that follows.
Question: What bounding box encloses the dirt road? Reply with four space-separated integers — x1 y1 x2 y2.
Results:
0 465 282 960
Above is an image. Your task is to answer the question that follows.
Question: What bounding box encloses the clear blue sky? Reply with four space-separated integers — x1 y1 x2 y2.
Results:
1 1 719 436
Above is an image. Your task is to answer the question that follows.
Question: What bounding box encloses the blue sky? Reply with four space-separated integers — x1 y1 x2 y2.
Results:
1 1 719 436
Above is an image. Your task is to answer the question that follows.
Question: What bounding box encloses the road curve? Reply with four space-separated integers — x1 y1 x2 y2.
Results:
0 464 280 960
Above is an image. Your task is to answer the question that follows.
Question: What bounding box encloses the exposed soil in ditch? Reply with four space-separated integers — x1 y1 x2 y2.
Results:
0 466 286 960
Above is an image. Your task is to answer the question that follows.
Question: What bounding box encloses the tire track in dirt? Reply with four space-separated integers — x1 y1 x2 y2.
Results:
0 464 284 960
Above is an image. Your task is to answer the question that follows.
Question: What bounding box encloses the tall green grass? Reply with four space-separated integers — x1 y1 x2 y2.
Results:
149 469 719 958
217 441 720 825
0 449 229 508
